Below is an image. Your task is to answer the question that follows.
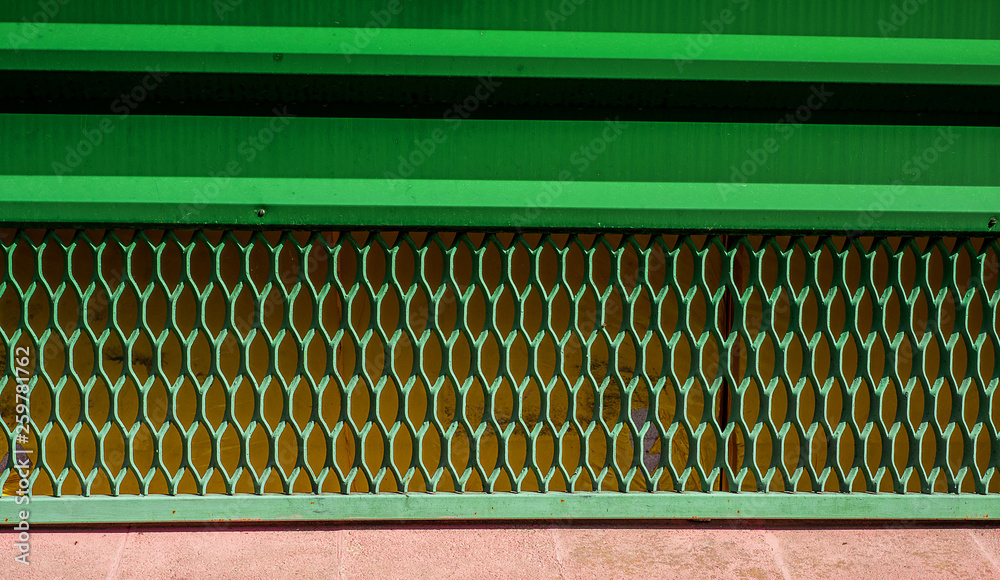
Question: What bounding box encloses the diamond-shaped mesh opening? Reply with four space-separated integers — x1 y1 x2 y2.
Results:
1 230 999 498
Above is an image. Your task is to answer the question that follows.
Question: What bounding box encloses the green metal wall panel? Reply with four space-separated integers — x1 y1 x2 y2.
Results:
3 115 996 185
1 1 997 38
1 114 996 232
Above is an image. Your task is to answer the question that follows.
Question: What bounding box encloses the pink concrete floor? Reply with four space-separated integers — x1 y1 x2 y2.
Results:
4 521 1000 579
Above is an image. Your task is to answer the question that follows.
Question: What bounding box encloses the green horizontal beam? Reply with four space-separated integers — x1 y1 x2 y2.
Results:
4 115 997 186
2 24 999 84
1 113 996 232
19 493 998 524
0 176 997 234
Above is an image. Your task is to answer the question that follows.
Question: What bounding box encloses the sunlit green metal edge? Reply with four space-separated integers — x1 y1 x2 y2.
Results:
0 177 997 234
2 24 999 84
15 493 997 524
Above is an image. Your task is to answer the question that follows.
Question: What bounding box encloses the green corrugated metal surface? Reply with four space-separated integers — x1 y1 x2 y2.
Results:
1 1 997 38
2 231 1000 523
1 114 996 232
18 494 1000 524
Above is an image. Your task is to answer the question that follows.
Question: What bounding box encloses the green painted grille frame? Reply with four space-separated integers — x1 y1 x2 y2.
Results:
2 229 999 523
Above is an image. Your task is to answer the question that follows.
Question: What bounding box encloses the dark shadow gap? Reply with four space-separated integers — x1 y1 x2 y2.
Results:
1 71 998 126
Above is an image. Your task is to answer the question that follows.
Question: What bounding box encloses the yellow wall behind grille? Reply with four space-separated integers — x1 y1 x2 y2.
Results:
1 231 996 496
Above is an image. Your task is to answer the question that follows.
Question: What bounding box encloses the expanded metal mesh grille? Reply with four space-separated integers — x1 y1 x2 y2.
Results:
1 230 998 497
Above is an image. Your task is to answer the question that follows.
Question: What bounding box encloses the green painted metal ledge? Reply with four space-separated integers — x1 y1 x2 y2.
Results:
1 177 998 235
0 114 997 233
2 24 999 85
16 493 998 524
